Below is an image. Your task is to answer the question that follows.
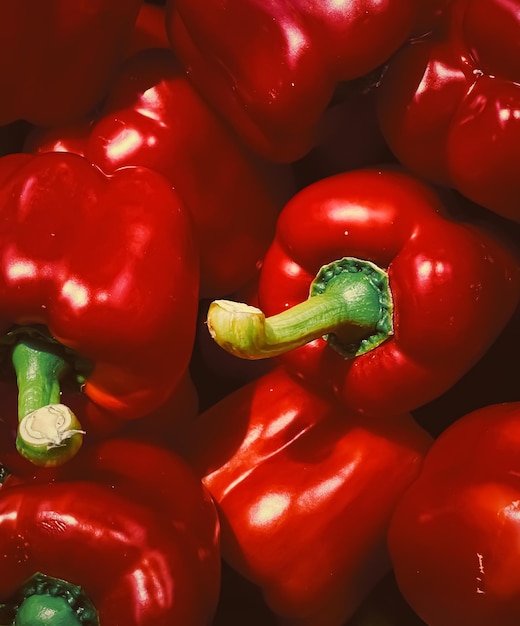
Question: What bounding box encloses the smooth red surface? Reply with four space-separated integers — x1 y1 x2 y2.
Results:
179 366 433 626
166 0 418 162
258 168 519 417
27 49 288 297
0 438 221 625
389 402 520 626
377 0 520 222
0 151 199 420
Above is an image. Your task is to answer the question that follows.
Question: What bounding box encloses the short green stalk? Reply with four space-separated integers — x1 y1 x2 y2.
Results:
0 573 99 626
207 257 394 360
11 337 84 467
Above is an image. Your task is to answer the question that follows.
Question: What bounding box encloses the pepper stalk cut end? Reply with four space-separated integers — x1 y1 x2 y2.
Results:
11 334 85 467
16 404 85 468
207 256 394 360
207 300 295 359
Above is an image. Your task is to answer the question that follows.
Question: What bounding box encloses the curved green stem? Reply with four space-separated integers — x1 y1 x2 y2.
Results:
11 338 84 467
0 573 99 626
207 257 393 360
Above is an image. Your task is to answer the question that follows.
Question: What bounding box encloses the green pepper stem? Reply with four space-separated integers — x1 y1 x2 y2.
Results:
11 338 84 467
0 573 99 626
15 594 83 626
207 257 393 360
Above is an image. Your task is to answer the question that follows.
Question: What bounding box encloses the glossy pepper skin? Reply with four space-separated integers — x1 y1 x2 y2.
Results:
178 365 433 626
377 0 520 223
0 438 221 626
0 151 198 464
27 48 286 297
0 0 142 126
388 402 520 626
165 0 418 163
207 168 519 418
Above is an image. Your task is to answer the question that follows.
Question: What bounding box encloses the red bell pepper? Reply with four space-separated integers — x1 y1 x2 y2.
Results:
207 168 519 418
377 0 520 223
388 401 520 626
165 0 419 162
0 369 200 479
0 0 142 126
178 365 433 626
0 151 198 466
27 48 288 297
0 437 221 626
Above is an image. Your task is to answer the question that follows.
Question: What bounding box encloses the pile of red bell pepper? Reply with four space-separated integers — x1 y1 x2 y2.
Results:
0 1 518 625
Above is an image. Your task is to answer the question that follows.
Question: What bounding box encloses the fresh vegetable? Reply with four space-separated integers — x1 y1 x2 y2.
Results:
27 48 288 297
0 4 516 623
178 365 433 626
0 437 221 626
165 0 419 162
377 0 520 223
0 151 198 466
0 0 142 126
207 168 519 417
0 369 200 480
389 401 520 626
